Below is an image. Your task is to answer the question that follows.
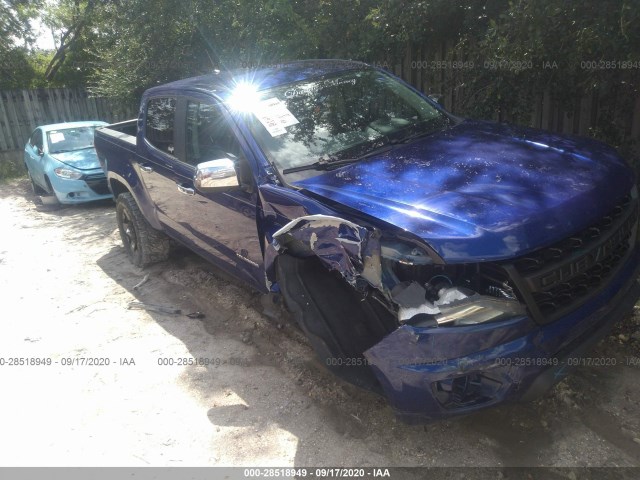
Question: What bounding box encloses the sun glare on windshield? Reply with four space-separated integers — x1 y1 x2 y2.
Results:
228 82 262 112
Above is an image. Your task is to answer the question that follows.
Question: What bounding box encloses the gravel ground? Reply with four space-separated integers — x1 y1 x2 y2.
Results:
1 177 640 469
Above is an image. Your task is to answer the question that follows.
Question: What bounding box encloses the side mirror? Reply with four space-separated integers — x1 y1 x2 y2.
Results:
194 158 240 192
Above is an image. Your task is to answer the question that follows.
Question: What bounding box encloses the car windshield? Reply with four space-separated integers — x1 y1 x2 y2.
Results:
234 69 449 178
47 126 97 154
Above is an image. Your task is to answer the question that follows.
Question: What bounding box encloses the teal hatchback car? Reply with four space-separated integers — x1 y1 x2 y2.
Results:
24 121 112 205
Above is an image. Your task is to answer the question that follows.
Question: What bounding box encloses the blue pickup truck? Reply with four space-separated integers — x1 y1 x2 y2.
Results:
94 60 640 422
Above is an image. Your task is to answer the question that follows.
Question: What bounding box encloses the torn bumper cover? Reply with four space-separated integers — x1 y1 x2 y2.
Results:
266 215 640 421
365 250 640 422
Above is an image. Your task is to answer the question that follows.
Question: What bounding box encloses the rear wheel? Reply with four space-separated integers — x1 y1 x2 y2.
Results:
116 192 170 267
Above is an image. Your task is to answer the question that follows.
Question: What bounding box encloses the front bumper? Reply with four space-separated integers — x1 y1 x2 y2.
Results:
49 170 113 204
364 247 640 423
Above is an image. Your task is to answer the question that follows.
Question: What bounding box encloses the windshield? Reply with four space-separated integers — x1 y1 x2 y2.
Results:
235 69 448 177
47 126 98 154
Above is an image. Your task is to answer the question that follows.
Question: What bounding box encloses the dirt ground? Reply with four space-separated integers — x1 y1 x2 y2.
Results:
1 176 640 468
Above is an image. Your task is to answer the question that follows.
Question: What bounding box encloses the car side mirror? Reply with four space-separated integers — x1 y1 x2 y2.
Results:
194 158 240 192
36 147 44 156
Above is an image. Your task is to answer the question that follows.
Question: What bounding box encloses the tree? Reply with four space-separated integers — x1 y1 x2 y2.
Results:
0 0 44 88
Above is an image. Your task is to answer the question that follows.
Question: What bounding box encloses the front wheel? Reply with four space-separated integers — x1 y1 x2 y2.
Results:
27 169 47 196
116 192 170 267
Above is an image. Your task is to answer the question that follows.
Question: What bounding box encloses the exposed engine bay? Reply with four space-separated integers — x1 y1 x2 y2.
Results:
268 214 526 332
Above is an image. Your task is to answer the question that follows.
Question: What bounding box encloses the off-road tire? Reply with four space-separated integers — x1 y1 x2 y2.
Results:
116 192 170 267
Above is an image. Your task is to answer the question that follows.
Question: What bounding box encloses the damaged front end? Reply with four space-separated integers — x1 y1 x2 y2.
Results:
266 215 525 329
266 215 553 419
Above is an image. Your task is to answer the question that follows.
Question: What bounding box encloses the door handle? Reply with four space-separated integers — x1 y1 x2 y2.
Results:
177 184 195 196
140 164 153 173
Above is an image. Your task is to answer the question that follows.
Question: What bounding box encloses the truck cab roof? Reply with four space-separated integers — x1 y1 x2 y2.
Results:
146 59 369 99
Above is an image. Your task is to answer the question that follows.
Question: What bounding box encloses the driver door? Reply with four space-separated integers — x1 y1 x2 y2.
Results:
158 96 265 290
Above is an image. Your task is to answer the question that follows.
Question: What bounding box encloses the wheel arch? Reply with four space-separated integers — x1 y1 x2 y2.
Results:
108 173 163 230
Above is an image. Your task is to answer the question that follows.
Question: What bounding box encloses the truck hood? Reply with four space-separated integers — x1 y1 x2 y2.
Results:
50 149 101 171
293 120 634 262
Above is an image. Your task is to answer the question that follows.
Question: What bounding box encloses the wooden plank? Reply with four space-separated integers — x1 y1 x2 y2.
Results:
631 96 640 141
97 97 107 120
403 44 411 87
52 89 68 123
40 88 55 124
17 91 34 145
4 91 24 149
67 89 79 120
0 91 12 150
77 89 89 118
43 89 57 124
31 89 47 126
541 90 552 130
61 89 73 122
87 95 100 119
21 89 37 134
562 110 572 134
578 95 591 135
57 89 69 123
415 47 422 93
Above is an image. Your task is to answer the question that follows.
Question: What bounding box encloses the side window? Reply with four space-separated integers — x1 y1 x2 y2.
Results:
30 130 43 151
185 101 244 167
145 97 176 155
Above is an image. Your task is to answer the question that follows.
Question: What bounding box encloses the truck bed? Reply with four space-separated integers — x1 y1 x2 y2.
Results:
96 119 137 145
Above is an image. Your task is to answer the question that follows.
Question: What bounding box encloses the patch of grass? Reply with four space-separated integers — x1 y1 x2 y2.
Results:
0 159 26 181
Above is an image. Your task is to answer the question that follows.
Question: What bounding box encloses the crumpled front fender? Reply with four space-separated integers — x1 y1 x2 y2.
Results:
264 214 380 288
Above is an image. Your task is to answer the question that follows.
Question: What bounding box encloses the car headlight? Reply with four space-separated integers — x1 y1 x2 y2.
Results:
434 294 525 326
54 167 83 180
381 237 526 327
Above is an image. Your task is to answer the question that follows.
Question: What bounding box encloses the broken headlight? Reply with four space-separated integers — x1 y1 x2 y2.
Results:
432 293 525 326
380 238 525 327
393 282 525 327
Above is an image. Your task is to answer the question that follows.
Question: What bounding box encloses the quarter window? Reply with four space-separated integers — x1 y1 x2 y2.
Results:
146 97 176 155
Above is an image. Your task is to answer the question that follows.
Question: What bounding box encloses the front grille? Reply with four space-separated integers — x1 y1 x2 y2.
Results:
83 173 110 195
502 193 638 324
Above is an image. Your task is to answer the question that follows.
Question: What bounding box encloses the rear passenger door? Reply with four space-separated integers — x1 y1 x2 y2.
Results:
138 96 187 228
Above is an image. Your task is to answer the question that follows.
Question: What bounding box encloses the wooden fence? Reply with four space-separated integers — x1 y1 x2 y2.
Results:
384 44 640 152
2 62 639 176
0 88 133 152
0 88 134 176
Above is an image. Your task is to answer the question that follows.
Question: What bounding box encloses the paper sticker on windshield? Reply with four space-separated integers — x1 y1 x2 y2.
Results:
254 98 299 137
49 132 65 143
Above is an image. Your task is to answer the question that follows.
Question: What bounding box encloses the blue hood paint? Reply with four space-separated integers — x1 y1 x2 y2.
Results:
51 149 101 171
293 120 634 262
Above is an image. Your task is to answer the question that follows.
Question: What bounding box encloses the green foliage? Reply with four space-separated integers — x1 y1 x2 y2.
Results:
0 0 43 88
452 0 640 159
0 156 26 180
2 0 638 161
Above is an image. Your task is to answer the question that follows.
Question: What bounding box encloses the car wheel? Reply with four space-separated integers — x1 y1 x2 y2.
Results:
27 169 47 196
36 176 61 207
116 192 170 267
